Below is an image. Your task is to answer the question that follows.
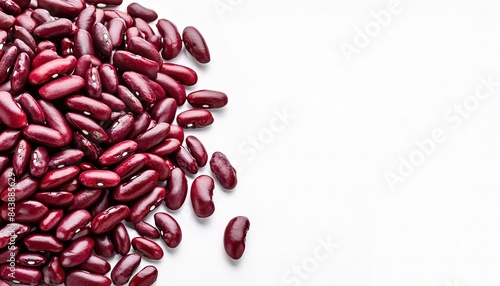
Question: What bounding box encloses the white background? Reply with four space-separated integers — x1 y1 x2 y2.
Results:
115 1 500 285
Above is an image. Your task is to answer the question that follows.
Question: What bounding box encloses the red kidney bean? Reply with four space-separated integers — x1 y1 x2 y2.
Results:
16 14 36 34
186 135 208 167
38 99 73 144
65 94 112 121
31 8 52 25
14 26 37 52
101 93 125 113
129 265 158 286
37 0 85 19
56 209 92 241
0 175 38 202
0 246 19 262
191 175 215 218
66 270 111 286
125 27 144 43
157 19 181 60
145 153 170 180
60 237 94 267
46 256 65 284
177 109 214 129
66 112 109 143
188 90 228 109
156 72 186 105
111 222 130 256
174 146 199 175
111 253 141 285
113 169 159 202
0 167 14 194
29 56 76 85
79 170 120 189
18 92 45 124
33 191 75 207
23 234 63 252
39 166 80 190
165 168 188 211
134 17 153 37
113 152 146 179
127 2 157 22
1 200 48 223
90 189 110 215
84 66 102 99
113 50 159 79
122 71 156 104
128 185 165 223
39 74 85 100
73 131 101 161
106 17 126 48
32 49 61 69
0 11 15 30
33 18 73 39
0 156 7 173
128 112 151 139
99 140 137 166
74 54 101 77
127 36 162 68
39 209 64 232
76 5 96 31
0 46 18 83
78 254 111 275
154 212 182 248
0 265 42 285
61 36 75 57
0 91 27 129
210 151 238 190
160 63 198 86
0 0 21 15
16 252 47 267
48 149 84 170
135 122 170 152
10 52 30 94
151 97 176 124
116 84 143 114
147 34 162 50
67 188 103 210
13 139 31 176
91 22 113 59
0 130 21 151
94 234 114 258
107 113 134 144
36 40 57 52
224 216 250 260
135 220 160 239
132 237 163 260
99 64 118 94
183 26 211 64
92 204 130 234
150 138 181 157
0 223 30 248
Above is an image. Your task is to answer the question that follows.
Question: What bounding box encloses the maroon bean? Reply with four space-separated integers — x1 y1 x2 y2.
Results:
125 27 144 43
39 166 80 190
1 200 48 223
99 140 137 166
13 39 35 61
67 188 103 210
113 50 159 79
186 135 209 167
74 54 101 77
61 37 75 57
135 220 160 239
66 112 109 143
79 170 120 189
0 130 21 151
154 212 182 248
45 256 65 284
135 122 170 152
150 138 181 158
145 153 170 180
14 0 31 10
90 189 110 216
48 149 84 169
18 92 45 124
151 97 176 124
13 139 31 177
39 75 85 100
31 49 61 68
165 168 188 211
191 175 215 218
156 19 181 60
22 125 63 148
0 11 15 30
188 90 228 109
129 265 158 286
0 91 27 129
23 234 63 252
10 52 30 94
36 40 57 52
177 109 214 129
106 17 126 48
0 175 38 201
33 18 73 39
174 146 198 174
161 63 198 86
73 132 101 161
99 64 119 94
127 36 162 68
128 185 166 224
0 223 30 248
78 254 111 275
92 204 130 234
0 156 8 174
29 57 76 85
122 71 156 104
31 8 52 25
113 153 147 179
56 209 92 241
155 72 187 105
116 84 143 114
39 209 64 232
0 246 19 261
110 222 130 256
66 270 111 286
127 2 157 22
113 169 159 202
14 26 37 52
0 265 42 285
16 252 46 268
107 113 134 144
91 22 113 59
0 46 18 83
147 34 162 50
128 112 151 139
131 237 163 260
210 151 238 190
111 253 141 285
60 237 94 267
37 0 85 19
224 216 250 260
65 94 112 121
0 0 21 15
38 99 73 144
84 66 102 99
183 26 211 64
134 17 153 38
76 5 96 31
94 234 114 258
33 191 75 207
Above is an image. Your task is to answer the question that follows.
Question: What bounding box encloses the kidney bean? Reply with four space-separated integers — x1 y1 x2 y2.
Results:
66 112 109 143
122 71 156 104
0 91 27 129
133 17 153 37
48 149 84 170
210 151 238 190
2 200 48 223
0 0 21 15
106 17 126 48
12 139 31 176
128 112 151 139
129 265 158 286
165 168 188 211
16 252 47 267
135 122 170 152
0 265 42 285
135 221 160 240
91 22 113 59
111 222 130 256
56 209 92 241
39 166 80 190
66 270 111 286
150 138 181 158
0 167 13 194
154 212 182 248
224 216 250 260
113 153 146 179
78 171 119 190
147 34 162 51
10 52 30 94
132 237 163 260
150 98 176 125
29 57 76 85
128 185 165 223
116 84 143 114
0 46 18 83
83 66 102 99
89 189 109 215
17 13 37 33
125 27 144 43
34 191 75 207
78 254 111 275
34 18 72 39
127 37 162 67
76 5 96 31
39 74 85 100
99 140 137 166
191 175 215 218
0 156 8 174
157 19 181 60
113 50 159 79
39 209 64 232
14 27 35 50
0 11 15 30
107 113 134 144
0 130 21 151
0 246 19 262
14 39 35 61
0 175 38 202
183 26 211 64
98 64 118 94
36 40 57 52
65 94 111 121
92 205 130 234
111 253 141 285
145 153 170 180
67 188 103 210
0 223 30 248
186 136 208 167
60 237 94 267
94 234 114 258
188 90 228 110
32 49 61 68
113 169 159 202
23 234 63 252
173 146 198 175
73 132 101 161
156 72 186 105
127 2 157 22
38 99 72 144
31 8 52 25
74 54 100 77
46 256 65 284
177 109 214 129
160 63 198 86
37 0 85 19
61 36 75 57
18 93 45 124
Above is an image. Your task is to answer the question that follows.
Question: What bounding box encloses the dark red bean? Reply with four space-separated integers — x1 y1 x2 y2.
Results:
66 112 109 143
79 170 120 189
106 17 126 48
111 253 141 285
13 139 31 176
60 237 94 267
76 5 96 31
73 131 101 161
135 220 160 239
128 185 166 224
18 92 45 124
183 26 211 64
188 90 228 109
0 246 19 261
74 54 101 77
173 146 198 175
39 166 80 190
39 75 85 100
91 22 113 59
186 135 208 167
33 191 75 207
61 37 75 57
99 64 119 94
37 0 85 19
23 234 63 252
127 2 157 22
99 140 137 166
155 72 186 105
0 130 21 151
36 40 57 52
113 169 159 202
56 209 92 241
125 26 144 43
131 237 163 260
84 66 102 98
0 46 18 83
224 216 250 260
128 112 151 139
0 265 42 285
135 122 170 152
16 13 37 33
94 234 114 258
107 113 134 144
16 252 47 267
210 151 238 190
177 109 214 129
78 254 111 275
92 204 130 234
145 153 170 180
31 8 52 25
66 270 111 286
191 175 215 218
31 49 61 69
46 256 65 284
134 17 153 38
22 125 64 148
38 99 73 144
33 18 73 39
14 38 35 60
150 138 181 157
39 209 64 232
129 265 158 286
0 156 7 174
113 153 147 179
14 26 37 52
154 212 182 248
0 91 27 129
1 200 48 223
157 19 181 60
165 168 188 211
0 11 15 30
101 92 126 112
151 97 176 124
161 63 198 86
65 94 112 121
122 71 156 104
116 84 143 114
127 36 162 68
29 56 75 85
147 34 162 50
0 223 30 248
48 149 84 170
113 50 159 79
68 188 102 210
10 52 30 94
90 189 110 216
110 222 130 256
0 175 38 201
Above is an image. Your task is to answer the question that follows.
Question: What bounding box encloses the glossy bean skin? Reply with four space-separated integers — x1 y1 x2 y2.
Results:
128 112 151 139
150 138 181 157
39 209 64 232
65 94 112 121
78 254 111 275
73 29 95 59
106 17 126 48
113 153 147 180
73 132 101 162
39 166 80 190
29 57 76 85
60 237 95 267
160 63 198 86
183 26 211 64
31 8 52 25
0 91 27 129
94 234 114 258
173 146 199 174
99 140 137 166
135 122 170 152
37 0 85 19
84 66 102 99
128 185 166 224
1 200 48 223
145 153 170 180
101 92 126 111
165 168 188 211
116 84 143 114
156 19 181 60
210 151 238 190
76 5 96 31
0 46 18 84
65 112 109 143
69 188 103 211
0 175 38 202
39 99 73 145
61 37 75 57
22 125 65 148
14 38 35 60
127 2 157 22
131 237 163 260
177 109 214 129
33 191 75 207
66 270 111 286
91 22 113 59
191 175 215 218
129 266 158 286
46 256 65 284
151 97 176 124
36 40 57 53
16 252 47 267
39 75 85 100
33 18 73 39
48 149 84 170
122 71 156 104
111 253 141 285
92 205 130 234
107 113 135 145
74 54 101 77
188 90 228 109
186 135 208 167
18 93 45 124
0 130 21 151
11 52 30 94
0 11 15 30
0 223 30 248
23 234 63 252
13 139 31 177
135 220 160 239
0 246 19 262
111 222 131 256
155 72 186 105
154 212 182 248
127 37 162 68
79 170 120 188
0 265 42 285
224 216 250 260
113 169 159 202
56 209 92 241
113 50 158 79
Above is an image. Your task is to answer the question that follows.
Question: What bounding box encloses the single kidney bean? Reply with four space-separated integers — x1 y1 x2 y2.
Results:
151 97 176 124
14 38 35 60
74 29 95 59
39 75 85 100
67 188 103 211
73 132 102 162
94 234 114 258
165 168 188 211
13 139 31 177
0 91 27 129
0 265 42 285
116 84 144 114
74 54 102 77
39 165 80 190
161 63 198 86
37 0 85 19
60 237 95 267
113 50 159 79
65 94 112 121
23 234 63 252
14 26 37 52
186 135 208 167
111 222 130 256
127 37 163 68
33 18 73 39
150 138 181 157
101 92 126 112
106 17 126 48
90 189 111 216
145 153 171 180
129 265 158 286
157 19 181 60
188 90 228 109
66 270 111 286
135 220 160 239
31 8 52 25
99 64 119 94
173 146 199 174
56 209 92 241
39 209 64 232
128 185 166 224
33 191 75 207
0 130 21 151
18 92 46 124
122 71 156 104
113 169 159 202
127 2 157 22
135 122 171 152
76 5 96 31
79 170 120 188
107 113 135 145
72 226 92 241
210 151 238 190
1 200 48 223
36 40 58 53
191 175 215 218
155 72 186 105
128 112 151 139
111 253 141 285
183 26 211 64
37 99 73 144
0 223 30 248
224 216 250 260
0 175 38 202
0 11 15 30
48 149 84 170
134 17 153 37
78 254 111 275
91 22 113 59
154 212 182 248
113 153 147 180
0 46 18 84
131 237 163 260
177 109 214 129
46 256 65 284
17 13 36 34
84 66 102 99
11 52 30 94
16 252 47 267
66 112 109 143
92 205 130 234
29 57 76 85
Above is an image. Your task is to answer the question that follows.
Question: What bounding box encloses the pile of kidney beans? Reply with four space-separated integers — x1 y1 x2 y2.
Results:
0 0 251 285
